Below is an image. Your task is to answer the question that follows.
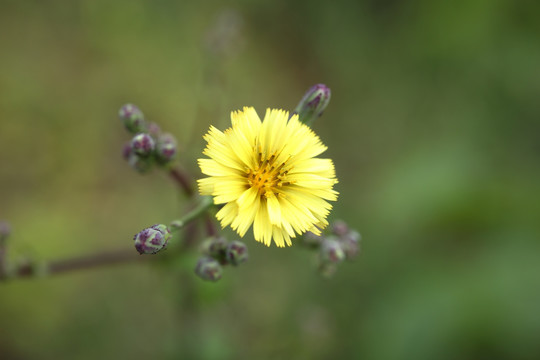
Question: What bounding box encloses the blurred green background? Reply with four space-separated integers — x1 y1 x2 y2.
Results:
1 0 539 359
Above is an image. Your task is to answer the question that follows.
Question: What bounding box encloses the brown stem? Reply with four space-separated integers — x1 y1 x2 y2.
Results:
169 167 194 197
2 248 152 280
205 213 218 237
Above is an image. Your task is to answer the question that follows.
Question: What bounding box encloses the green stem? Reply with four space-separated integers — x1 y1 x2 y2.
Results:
170 196 214 232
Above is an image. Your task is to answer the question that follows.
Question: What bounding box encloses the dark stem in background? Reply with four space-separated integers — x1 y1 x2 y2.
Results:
169 167 194 196
205 213 218 237
11 249 151 279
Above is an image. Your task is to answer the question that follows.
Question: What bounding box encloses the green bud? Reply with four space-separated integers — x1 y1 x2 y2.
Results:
134 224 171 254
225 240 248 266
195 256 223 281
119 104 146 133
155 133 177 164
294 84 331 126
331 220 349 237
200 236 228 258
341 230 361 260
131 133 155 157
320 238 345 263
127 152 154 173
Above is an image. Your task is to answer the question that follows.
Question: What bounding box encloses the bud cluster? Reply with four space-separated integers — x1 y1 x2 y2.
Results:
194 237 249 282
302 220 361 278
118 104 178 173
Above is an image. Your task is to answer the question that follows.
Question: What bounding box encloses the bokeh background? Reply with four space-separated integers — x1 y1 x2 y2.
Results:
1 0 539 359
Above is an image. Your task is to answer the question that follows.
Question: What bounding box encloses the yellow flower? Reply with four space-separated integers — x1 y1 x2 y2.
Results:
198 107 338 247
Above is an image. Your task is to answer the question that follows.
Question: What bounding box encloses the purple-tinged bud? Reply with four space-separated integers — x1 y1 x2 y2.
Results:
294 84 331 126
0 221 10 243
341 230 361 260
225 240 248 266
320 238 345 263
303 231 324 247
131 133 155 157
200 236 228 258
344 230 361 243
155 133 177 164
195 256 223 281
331 220 349 237
134 224 171 254
127 152 153 173
118 104 146 134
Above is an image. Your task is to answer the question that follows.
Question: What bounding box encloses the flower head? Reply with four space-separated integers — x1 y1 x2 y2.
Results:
198 107 338 247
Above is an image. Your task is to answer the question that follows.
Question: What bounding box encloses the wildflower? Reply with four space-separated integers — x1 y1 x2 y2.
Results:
198 107 338 247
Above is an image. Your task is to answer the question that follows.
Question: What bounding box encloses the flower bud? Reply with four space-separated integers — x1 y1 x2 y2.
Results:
195 256 223 281
134 224 171 254
118 104 146 134
225 240 248 266
131 133 155 157
200 236 228 258
331 220 349 237
155 133 177 163
341 230 361 259
320 238 345 263
294 84 331 126
127 152 154 173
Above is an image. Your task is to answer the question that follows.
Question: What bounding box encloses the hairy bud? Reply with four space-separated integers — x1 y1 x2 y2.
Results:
131 133 155 157
331 220 349 237
155 133 177 164
200 236 228 258
134 224 171 254
127 152 154 173
320 238 345 263
195 256 223 281
341 230 361 259
225 240 249 266
118 104 146 134
294 84 331 126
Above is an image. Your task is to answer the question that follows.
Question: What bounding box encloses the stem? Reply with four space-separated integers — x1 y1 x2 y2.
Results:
169 167 194 197
12 249 150 279
170 196 214 231
205 213 218 237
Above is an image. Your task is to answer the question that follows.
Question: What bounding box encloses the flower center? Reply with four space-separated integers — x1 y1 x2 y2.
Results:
246 153 290 197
